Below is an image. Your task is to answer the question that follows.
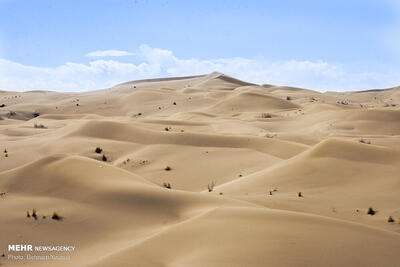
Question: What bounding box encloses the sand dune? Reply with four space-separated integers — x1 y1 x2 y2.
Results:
1 73 400 266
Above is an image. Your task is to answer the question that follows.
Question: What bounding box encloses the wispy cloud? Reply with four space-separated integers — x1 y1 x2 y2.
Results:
1 44 399 92
85 50 135 57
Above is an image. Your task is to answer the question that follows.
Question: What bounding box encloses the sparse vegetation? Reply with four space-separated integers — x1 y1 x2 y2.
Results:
164 127 169 131
298 192 303 197
163 182 171 189
265 133 277 138
34 123 47 129
26 211 31 218
359 138 371 144
32 112 40 117
7 111 16 118
286 96 292 100
173 102 177 105
388 216 395 223
207 181 215 192
164 166 171 171
262 113 272 118
367 207 376 215
95 147 103 154
32 209 38 220
102 154 108 161
51 211 62 221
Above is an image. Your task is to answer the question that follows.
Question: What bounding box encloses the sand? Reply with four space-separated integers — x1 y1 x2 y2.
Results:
1 72 400 266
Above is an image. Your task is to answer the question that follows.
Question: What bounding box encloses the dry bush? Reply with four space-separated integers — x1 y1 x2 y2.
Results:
32 209 38 220
102 154 107 162
51 211 62 221
164 166 171 171
163 182 171 189
359 138 371 144
388 216 395 223
261 113 272 118
367 207 376 215
95 147 103 154
34 123 47 129
208 181 215 192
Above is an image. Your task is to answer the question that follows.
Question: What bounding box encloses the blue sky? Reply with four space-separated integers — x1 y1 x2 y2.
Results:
0 0 400 92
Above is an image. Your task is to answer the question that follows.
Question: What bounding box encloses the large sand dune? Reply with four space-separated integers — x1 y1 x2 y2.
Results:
1 73 400 266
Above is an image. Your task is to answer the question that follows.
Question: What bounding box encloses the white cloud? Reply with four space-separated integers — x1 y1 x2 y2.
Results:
85 50 135 57
1 44 399 92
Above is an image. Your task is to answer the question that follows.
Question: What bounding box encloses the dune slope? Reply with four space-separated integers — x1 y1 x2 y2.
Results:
1 73 400 267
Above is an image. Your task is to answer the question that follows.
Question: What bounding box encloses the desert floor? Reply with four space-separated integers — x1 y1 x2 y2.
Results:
1 72 400 266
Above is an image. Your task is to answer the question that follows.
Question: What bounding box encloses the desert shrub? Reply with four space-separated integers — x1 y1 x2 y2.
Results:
7 111 16 118
164 127 169 131
32 209 38 220
367 207 376 215
262 113 272 118
359 138 371 144
173 102 177 105
102 154 108 161
208 181 215 192
164 166 171 171
286 96 292 100
95 147 103 154
163 182 171 189
265 133 277 138
298 192 303 197
388 216 395 223
51 211 62 221
26 211 31 218
32 112 40 117
34 123 47 129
